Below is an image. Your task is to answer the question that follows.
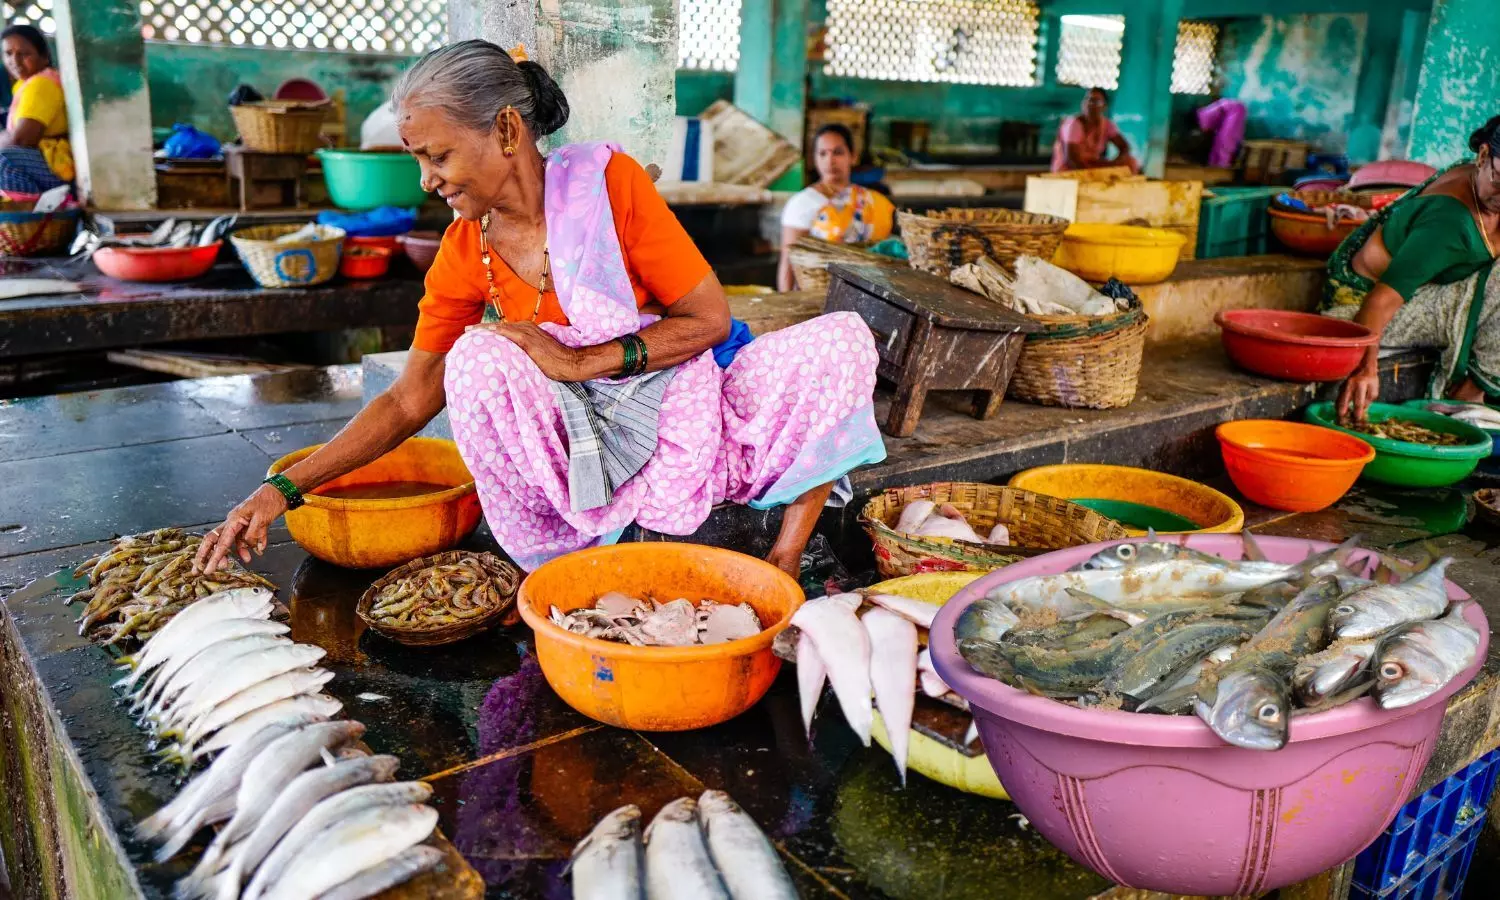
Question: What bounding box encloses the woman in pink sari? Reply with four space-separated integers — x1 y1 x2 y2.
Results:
1051 87 1140 174
196 41 885 577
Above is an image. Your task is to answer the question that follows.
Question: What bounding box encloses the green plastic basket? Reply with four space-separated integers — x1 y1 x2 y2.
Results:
1304 402 1492 487
317 149 429 210
1070 499 1201 532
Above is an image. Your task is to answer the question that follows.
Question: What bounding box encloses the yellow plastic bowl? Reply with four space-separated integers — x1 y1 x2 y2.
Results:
268 437 482 569
517 543 804 731
1052 222 1186 284
1007 464 1244 536
867 573 1009 800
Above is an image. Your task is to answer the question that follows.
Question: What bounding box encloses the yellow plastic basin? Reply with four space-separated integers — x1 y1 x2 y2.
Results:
268 437 482 569
867 573 1009 800
1007 464 1244 536
1052 222 1186 284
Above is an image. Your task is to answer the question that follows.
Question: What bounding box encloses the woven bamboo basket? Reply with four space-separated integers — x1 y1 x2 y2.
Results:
787 236 885 294
230 223 344 288
0 205 79 257
231 101 329 154
899 208 1070 278
861 483 1130 578
1008 306 1148 409
357 550 522 647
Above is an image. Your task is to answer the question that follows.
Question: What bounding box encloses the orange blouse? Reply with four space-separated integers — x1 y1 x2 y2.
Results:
411 154 714 354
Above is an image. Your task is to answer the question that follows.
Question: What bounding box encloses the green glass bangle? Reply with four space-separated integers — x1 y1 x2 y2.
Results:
263 473 305 509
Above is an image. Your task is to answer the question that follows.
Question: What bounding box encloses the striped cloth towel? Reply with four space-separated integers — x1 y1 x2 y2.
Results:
550 369 677 513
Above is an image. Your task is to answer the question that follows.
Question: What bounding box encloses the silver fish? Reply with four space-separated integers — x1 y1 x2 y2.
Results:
864 593 938 629
1374 602 1482 709
310 846 445 900
1195 667 1290 751
863 608 917 784
258 804 438 900
644 798 727 900
123 588 273 672
177 668 335 748
165 693 343 768
796 632 826 738
118 617 287 691
153 644 327 735
139 722 296 850
569 805 644 900
243 782 435 900
1332 558 1454 639
1293 639 1379 706
1136 642 1240 714
789 594 871 747
198 754 399 899
698 791 796 900
137 634 294 717
953 596 1019 644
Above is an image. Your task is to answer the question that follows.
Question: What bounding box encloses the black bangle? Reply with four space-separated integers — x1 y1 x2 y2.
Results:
263 473 305 509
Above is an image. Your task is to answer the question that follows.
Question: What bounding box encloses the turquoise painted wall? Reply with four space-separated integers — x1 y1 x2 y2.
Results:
677 70 733 116
144 42 414 142
1408 0 1500 166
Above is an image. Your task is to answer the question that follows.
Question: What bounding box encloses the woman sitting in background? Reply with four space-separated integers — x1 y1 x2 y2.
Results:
1051 87 1139 174
1 24 73 195
776 124 894 292
1328 116 1500 420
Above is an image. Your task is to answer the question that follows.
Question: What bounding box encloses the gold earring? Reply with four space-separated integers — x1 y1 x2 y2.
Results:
501 106 517 157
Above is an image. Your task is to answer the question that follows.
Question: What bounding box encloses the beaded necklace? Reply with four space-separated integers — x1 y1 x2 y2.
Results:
479 212 549 322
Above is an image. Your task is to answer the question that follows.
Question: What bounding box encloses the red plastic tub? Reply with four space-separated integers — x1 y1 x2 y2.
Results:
92 241 222 282
1216 309 1378 382
1216 419 1375 511
339 245 393 280
347 235 401 254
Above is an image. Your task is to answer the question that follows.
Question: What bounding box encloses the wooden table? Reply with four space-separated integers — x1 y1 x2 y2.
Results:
224 146 308 210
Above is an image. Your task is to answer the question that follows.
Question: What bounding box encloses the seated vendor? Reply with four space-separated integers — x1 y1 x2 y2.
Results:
1 24 73 195
776 123 894 291
195 41 886 579
1327 116 1500 420
1051 87 1140 175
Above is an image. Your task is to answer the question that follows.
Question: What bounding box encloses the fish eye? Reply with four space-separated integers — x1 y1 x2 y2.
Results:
1334 605 1354 615
1117 545 1135 560
1379 662 1405 680
1256 703 1282 724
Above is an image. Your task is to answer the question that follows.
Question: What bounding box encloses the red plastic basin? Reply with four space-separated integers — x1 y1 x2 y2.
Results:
1216 310 1378 382
93 241 222 282
930 535 1488 896
1216 419 1374 511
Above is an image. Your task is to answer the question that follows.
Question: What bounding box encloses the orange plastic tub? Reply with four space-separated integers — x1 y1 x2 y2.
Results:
268 437 481 568
1216 420 1374 512
517 543 803 731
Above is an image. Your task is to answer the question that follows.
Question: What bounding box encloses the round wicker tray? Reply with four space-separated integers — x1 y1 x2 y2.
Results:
357 550 522 646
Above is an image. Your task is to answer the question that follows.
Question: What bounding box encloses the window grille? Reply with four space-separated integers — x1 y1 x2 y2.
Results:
2 0 55 35
678 0 740 72
1172 21 1218 95
824 0 1040 87
1055 13 1123 91
137 0 446 54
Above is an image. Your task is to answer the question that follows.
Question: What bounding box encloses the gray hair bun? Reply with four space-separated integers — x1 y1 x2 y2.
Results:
518 60 570 137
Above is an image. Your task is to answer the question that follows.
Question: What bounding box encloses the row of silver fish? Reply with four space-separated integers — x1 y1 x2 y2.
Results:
550 593 764 647
955 536 1483 751
569 792 796 900
110 586 447 900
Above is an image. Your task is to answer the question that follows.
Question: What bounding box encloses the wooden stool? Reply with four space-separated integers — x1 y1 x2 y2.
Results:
825 262 1040 438
225 146 307 210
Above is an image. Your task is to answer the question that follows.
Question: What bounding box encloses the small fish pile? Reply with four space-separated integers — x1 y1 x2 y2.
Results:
70 214 237 260
955 536 1483 751
894 499 1010 545
67 528 276 645
1343 417 1464 446
781 591 974 784
366 553 513 630
569 792 795 900
114 587 446 899
550 593 763 647
1417 401 1500 431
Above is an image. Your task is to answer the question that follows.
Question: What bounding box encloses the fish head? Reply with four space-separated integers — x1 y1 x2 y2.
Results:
955 598 1019 644
697 790 739 819
1330 593 1403 639
957 637 1015 684
1292 646 1370 706
1078 541 1180 571
1374 631 1449 709
1197 668 1290 751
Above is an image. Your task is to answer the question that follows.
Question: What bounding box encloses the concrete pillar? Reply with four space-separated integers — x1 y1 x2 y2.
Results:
734 0 809 189
447 0 678 168
50 0 157 209
1407 0 1500 167
1114 0 1185 178
1347 12 1401 164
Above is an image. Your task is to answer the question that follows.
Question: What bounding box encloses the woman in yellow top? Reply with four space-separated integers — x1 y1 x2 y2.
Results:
1 24 73 195
777 124 895 291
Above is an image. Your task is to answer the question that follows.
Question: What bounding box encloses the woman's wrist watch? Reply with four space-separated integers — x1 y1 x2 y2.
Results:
263 473 305 509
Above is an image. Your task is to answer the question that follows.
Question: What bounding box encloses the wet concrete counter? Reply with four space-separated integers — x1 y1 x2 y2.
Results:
2 361 1500 899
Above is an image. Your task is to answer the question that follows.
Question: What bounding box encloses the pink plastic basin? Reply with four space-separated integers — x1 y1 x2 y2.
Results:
929 535 1488 896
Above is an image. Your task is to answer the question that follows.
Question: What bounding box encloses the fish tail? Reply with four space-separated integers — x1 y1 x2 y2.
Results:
1241 531 1269 562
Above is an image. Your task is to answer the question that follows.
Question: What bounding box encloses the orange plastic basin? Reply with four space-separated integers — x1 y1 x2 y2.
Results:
1216 420 1374 512
517 543 804 731
268 437 482 568
1269 208 1359 257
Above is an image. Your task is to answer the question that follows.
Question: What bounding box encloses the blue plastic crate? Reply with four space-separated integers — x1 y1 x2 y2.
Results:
1351 746 1500 898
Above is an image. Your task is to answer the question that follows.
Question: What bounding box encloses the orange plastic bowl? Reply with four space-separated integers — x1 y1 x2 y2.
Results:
93 241 222 282
1269 208 1359 257
1216 420 1375 512
517 543 804 731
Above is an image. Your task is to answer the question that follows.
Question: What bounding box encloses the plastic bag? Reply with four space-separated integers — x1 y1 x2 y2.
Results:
360 100 402 150
315 206 417 238
162 124 222 160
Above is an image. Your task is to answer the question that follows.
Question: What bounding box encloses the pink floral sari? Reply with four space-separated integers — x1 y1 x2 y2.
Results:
444 143 885 570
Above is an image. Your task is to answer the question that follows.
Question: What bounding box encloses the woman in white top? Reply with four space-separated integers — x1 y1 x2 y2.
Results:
776 124 895 291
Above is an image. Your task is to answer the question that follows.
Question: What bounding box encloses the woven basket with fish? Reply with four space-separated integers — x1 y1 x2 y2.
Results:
786 235 886 294
357 550 521 646
860 483 1129 578
898 208 1069 278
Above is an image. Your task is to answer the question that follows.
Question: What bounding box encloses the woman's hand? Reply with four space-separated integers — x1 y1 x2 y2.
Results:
1337 365 1381 423
194 484 289 574
466 321 583 381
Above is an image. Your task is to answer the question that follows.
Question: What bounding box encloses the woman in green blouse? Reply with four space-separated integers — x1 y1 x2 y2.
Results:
1329 117 1500 420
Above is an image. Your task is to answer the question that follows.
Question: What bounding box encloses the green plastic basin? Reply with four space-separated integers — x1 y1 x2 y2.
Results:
317 150 428 210
1304 402 1492 487
1071 499 1201 532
